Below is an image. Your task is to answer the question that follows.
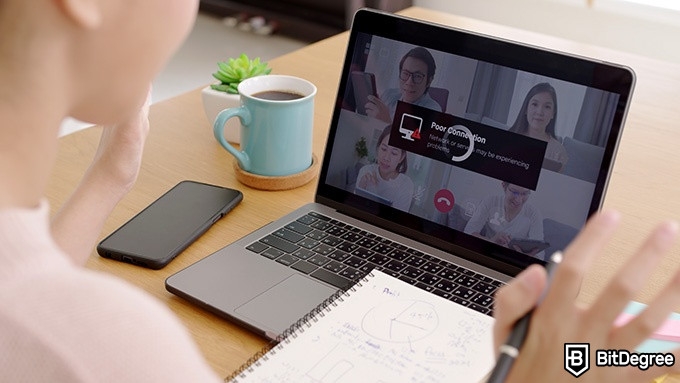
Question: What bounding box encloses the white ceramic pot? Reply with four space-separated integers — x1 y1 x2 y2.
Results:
201 85 241 143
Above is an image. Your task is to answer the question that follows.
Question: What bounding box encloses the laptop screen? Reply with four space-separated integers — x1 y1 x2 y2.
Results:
318 10 634 275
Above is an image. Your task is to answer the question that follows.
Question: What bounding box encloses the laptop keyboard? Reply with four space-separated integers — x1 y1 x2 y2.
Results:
245 212 505 316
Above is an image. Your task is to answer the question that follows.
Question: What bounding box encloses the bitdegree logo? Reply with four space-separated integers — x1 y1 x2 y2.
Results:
596 349 675 370
564 343 675 378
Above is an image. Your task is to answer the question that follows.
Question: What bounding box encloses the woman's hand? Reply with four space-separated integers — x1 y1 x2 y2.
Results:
365 95 392 123
51 88 152 264
493 211 680 382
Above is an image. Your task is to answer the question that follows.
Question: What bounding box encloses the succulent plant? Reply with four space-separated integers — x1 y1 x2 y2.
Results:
211 53 272 94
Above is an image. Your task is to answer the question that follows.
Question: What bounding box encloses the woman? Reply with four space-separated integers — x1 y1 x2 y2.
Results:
365 47 442 123
509 82 569 172
0 1 220 381
464 182 544 256
2 1 679 381
355 126 415 211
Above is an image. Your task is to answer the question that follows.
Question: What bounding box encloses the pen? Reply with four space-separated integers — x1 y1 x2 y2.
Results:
486 250 563 383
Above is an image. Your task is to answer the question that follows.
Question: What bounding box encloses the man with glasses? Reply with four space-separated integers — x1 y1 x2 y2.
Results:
463 182 546 257
365 46 442 123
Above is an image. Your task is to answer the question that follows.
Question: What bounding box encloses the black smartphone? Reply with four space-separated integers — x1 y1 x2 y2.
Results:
97 180 243 269
351 71 377 115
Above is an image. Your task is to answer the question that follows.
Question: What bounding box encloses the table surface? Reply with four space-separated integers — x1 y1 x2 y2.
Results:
46 6 680 380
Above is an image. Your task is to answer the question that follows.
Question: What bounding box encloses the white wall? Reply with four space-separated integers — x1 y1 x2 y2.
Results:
414 0 680 64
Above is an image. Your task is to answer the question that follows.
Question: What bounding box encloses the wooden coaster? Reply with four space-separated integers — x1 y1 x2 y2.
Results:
233 154 319 190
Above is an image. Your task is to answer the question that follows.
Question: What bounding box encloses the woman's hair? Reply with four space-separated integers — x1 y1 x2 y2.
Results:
399 47 436 84
509 82 558 139
377 125 408 174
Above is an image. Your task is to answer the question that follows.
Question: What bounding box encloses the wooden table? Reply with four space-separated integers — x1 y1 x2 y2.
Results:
46 6 680 380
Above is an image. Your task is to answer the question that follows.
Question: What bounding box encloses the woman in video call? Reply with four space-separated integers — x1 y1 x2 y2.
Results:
509 82 569 172
355 126 415 211
464 182 545 256
364 46 442 123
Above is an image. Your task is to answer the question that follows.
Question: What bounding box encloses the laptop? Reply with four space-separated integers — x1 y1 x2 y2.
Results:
166 8 635 340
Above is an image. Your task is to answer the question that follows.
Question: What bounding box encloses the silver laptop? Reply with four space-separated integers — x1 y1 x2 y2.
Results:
166 9 635 340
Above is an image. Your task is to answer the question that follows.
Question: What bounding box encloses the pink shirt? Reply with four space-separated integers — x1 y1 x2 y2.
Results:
0 201 222 382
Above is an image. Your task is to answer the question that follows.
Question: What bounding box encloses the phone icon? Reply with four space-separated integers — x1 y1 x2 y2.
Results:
434 189 455 213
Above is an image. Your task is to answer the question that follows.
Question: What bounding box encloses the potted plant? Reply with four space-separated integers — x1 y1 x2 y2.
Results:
355 136 369 164
202 54 272 143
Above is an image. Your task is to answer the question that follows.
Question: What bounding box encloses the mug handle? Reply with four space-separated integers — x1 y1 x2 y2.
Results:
213 106 252 171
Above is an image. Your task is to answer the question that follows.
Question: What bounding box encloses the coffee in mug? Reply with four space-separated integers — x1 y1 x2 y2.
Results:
252 90 304 101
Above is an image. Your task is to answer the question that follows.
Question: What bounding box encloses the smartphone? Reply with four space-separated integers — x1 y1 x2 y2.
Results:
97 180 243 269
351 71 377 115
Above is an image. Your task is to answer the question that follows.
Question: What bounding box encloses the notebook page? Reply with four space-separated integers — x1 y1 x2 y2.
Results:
231 270 495 383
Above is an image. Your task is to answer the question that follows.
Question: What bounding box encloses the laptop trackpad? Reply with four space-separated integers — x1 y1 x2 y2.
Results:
235 274 337 336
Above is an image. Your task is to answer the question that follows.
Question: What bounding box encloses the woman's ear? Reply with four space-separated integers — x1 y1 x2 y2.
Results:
56 0 102 29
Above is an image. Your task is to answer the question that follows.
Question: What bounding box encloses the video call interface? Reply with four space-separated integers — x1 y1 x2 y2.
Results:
324 32 622 261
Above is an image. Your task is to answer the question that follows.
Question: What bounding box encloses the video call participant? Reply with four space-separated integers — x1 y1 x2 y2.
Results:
364 46 442 123
509 82 569 172
464 182 544 256
355 126 415 211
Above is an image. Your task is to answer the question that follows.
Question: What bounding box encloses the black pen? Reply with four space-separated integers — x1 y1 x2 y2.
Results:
486 250 563 383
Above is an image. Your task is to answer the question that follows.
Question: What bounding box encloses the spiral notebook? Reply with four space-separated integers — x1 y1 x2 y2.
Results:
227 270 495 383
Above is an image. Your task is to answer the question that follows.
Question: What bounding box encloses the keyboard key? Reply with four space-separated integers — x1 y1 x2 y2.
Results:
310 220 332 231
400 266 423 279
358 262 378 273
384 259 407 272
421 262 442 274
437 267 460 281
262 247 284 260
434 279 456 293
351 247 375 259
356 237 378 249
310 269 351 289
327 250 350 262
373 243 393 255
367 254 390 265
404 256 425 267
326 226 347 237
415 282 435 292
455 275 479 288
313 243 335 256
285 221 313 235
388 249 410 261
343 256 366 269
292 248 315 260
337 241 358 253
452 286 476 300
472 281 497 295
339 267 364 281
321 236 343 247
323 260 347 273
260 235 299 253
307 254 330 266
307 212 330 221
291 261 317 275
340 232 363 242
306 230 328 241
246 242 268 253
471 294 493 307
297 238 320 249
450 296 470 307
276 254 298 266
296 215 318 225
273 228 305 243
417 272 440 286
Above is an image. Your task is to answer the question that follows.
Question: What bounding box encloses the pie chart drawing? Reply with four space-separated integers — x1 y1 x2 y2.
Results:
361 300 438 343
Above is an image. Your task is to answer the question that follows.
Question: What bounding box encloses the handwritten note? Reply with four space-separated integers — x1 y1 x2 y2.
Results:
230 270 495 383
